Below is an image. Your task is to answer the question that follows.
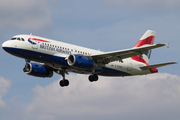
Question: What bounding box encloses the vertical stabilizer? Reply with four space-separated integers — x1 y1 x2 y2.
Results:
133 30 156 64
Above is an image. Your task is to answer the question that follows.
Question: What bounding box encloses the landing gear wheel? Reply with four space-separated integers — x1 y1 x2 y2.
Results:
59 79 69 87
89 75 94 82
93 74 98 81
64 80 69 86
89 74 99 82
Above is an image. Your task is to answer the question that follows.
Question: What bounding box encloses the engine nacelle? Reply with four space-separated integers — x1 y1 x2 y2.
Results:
23 63 53 78
67 54 96 69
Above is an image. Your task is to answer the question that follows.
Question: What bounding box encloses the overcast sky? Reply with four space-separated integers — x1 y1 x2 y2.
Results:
0 0 180 120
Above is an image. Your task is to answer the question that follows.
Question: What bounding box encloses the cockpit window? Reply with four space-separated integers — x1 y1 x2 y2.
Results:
11 38 16 40
11 37 25 41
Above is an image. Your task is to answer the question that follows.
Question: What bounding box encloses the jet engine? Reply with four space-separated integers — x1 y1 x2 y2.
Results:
23 63 53 78
67 54 96 69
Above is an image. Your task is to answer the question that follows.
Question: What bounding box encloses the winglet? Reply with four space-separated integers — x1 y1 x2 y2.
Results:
166 42 170 48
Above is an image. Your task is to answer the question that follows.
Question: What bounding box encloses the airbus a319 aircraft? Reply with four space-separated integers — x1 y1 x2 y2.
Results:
2 30 176 87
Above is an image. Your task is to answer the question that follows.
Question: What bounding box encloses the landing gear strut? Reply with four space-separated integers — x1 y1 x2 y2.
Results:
59 70 69 87
89 74 99 82
25 59 31 63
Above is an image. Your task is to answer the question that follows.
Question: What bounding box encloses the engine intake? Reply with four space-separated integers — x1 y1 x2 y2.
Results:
23 63 53 78
67 54 96 69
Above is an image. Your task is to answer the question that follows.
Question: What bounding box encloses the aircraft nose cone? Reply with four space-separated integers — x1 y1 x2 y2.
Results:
2 41 11 50
2 41 11 47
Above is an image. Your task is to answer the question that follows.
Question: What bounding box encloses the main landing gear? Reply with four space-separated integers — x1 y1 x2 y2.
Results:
59 74 99 87
58 70 99 87
59 70 69 87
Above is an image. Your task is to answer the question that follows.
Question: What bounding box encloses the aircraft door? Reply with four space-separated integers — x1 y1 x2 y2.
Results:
32 41 38 49
30 33 38 49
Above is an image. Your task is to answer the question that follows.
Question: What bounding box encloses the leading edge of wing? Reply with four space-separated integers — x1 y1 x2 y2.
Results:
91 43 167 63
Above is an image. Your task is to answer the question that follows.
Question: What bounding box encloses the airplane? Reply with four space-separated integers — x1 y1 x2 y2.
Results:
2 30 176 87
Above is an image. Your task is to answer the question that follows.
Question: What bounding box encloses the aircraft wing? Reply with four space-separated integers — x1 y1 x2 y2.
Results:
91 43 168 64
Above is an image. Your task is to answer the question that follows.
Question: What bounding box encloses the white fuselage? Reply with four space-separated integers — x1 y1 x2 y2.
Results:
2 34 152 77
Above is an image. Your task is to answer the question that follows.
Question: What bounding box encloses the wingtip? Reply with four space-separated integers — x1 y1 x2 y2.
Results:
166 42 170 48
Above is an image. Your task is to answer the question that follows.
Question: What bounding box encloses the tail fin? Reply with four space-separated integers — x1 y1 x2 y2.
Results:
133 30 156 64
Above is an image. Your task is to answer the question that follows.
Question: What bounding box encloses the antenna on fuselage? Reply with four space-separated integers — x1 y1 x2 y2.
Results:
30 33 32 40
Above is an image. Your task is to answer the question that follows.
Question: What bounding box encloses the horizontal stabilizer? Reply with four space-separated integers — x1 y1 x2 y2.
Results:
140 62 177 69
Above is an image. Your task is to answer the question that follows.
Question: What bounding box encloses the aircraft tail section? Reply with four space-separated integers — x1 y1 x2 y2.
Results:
133 30 156 64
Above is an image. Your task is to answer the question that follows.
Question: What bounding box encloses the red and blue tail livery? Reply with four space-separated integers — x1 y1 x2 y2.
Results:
2 30 176 87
